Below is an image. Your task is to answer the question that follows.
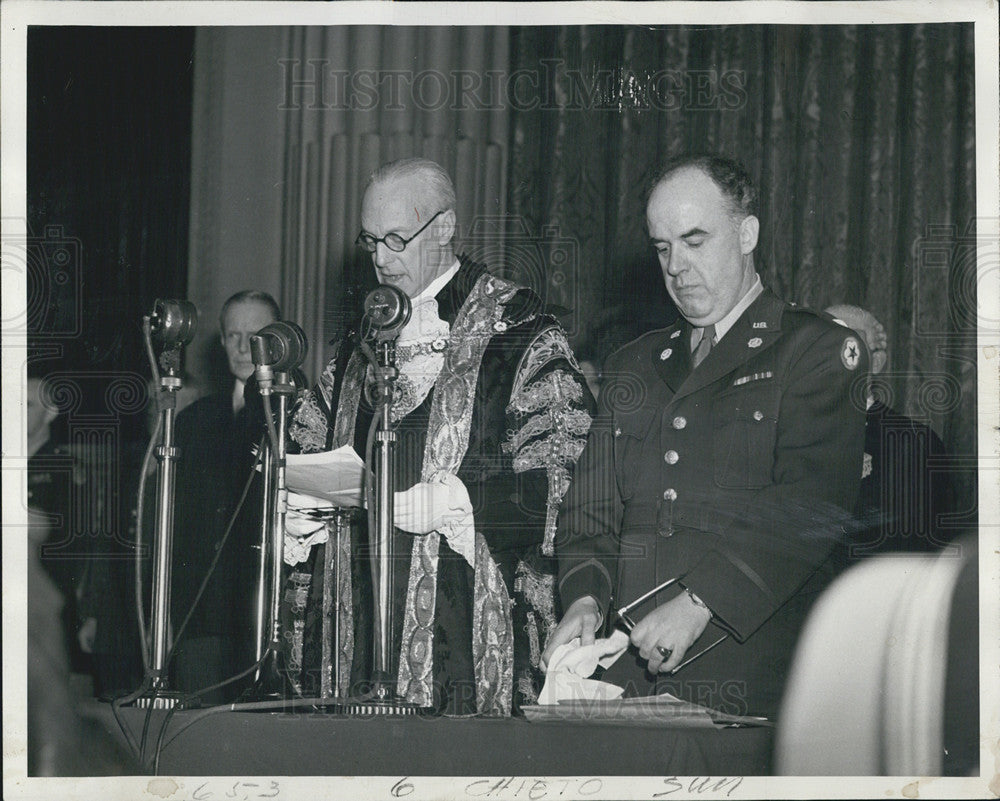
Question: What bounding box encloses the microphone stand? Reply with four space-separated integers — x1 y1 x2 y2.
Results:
370 340 399 703
249 368 295 697
267 371 293 679
147 347 184 701
347 283 423 715
253 435 274 680
134 299 197 708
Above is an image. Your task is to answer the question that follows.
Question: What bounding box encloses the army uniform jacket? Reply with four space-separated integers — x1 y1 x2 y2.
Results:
557 289 868 714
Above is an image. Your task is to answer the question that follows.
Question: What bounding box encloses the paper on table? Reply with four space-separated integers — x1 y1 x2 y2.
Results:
286 446 365 508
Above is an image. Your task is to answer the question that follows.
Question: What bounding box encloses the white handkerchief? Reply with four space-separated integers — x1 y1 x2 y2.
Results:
537 630 630 705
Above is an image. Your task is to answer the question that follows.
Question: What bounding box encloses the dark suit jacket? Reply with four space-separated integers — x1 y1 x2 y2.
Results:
852 400 954 556
172 390 262 643
556 288 868 716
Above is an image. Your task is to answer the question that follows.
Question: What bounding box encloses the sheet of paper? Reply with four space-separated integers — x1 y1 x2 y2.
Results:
285 446 365 508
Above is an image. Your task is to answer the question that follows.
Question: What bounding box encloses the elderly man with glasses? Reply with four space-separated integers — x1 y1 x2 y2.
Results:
283 158 594 715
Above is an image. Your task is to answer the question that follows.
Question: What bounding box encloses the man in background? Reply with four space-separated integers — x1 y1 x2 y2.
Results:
825 303 954 555
170 290 279 701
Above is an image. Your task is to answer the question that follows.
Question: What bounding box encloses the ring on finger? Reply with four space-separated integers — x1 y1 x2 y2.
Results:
656 645 672 659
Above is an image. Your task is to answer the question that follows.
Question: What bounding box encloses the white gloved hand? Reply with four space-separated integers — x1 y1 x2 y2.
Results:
394 473 476 566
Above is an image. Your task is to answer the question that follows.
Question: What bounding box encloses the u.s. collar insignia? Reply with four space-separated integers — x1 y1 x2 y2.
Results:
670 330 682 339
752 321 768 329
841 336 861 370
660 348 673 360
747 337 763 348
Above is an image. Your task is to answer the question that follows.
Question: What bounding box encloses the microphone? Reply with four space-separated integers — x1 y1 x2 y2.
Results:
150 299 198 348
250 321 308 392
362 285 411 343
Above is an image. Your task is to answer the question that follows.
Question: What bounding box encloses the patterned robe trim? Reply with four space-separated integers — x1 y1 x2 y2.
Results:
398 272 521 713
473 532 515 715
284 569 312 695
289 350 339 454
332 350 366 450
509 325 583 402
331 527 354 698
514 559 558 644
288 393 329 453
513 559 558 705
503 361 592 556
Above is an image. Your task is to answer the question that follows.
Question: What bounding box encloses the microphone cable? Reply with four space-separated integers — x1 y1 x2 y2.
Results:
135 441 263 768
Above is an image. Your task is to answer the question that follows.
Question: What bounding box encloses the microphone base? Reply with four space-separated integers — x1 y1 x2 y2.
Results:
314 697 425 716
129 689 188 710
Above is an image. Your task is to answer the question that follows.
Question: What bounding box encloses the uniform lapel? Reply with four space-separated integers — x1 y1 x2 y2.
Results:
650 320 692 394
673 290 785 402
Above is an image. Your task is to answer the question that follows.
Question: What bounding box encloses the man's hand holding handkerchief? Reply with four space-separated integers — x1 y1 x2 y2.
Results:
536 629 630 705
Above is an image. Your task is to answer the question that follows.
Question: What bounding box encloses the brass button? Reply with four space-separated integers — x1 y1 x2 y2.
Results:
753 410 764 422
664 450 679 465
672 416 687 430
663 488 678 501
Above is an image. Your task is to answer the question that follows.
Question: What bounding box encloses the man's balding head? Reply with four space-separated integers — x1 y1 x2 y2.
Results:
826 304 887 375
366 158 457 224
360 158 458 298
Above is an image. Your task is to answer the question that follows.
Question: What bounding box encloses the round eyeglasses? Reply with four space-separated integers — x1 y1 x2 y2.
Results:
355 209 446 253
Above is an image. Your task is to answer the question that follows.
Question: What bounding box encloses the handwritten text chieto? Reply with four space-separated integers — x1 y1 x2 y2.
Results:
390 775 746 799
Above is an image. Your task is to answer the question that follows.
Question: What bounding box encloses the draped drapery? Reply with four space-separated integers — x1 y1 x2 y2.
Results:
188 23 977 521
507 24 977 521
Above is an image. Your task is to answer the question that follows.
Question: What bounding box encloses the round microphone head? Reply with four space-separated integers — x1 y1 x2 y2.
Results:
251 320 308 372
362 285 411 341
151 299 198 348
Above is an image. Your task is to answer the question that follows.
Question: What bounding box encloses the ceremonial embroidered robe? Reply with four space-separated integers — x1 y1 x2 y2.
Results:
285 258 593 714
557 289 868 717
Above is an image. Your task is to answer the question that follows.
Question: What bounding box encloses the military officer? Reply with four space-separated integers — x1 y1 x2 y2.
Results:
545 155 869 717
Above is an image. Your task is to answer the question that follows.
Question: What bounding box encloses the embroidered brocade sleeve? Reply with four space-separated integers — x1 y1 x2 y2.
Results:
288 356 337 453
502 324 594 555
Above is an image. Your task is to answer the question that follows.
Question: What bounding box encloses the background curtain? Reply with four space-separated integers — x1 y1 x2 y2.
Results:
184 23 977 521
278 26 511 380
507 24 977 522
26 26 195 547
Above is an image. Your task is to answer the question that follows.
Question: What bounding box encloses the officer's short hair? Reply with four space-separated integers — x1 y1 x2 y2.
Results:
649 154 758 221
219 290 281 333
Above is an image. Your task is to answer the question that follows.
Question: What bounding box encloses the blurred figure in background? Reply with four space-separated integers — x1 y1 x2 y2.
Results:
27 369 138 774
825 304 955 556
26 370 89 680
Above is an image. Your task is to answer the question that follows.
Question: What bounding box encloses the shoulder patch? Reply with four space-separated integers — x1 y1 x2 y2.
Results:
840 335 862 370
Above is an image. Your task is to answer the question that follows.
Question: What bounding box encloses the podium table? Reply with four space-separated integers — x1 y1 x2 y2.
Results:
93 704 773 776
